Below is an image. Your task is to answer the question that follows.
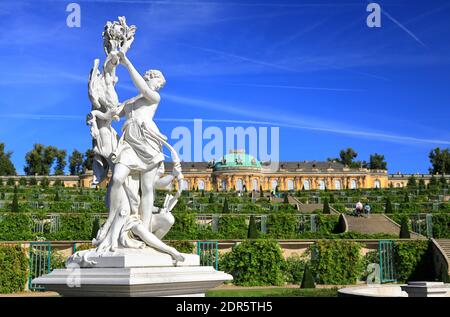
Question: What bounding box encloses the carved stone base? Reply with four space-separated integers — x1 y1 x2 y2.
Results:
32 265 233 297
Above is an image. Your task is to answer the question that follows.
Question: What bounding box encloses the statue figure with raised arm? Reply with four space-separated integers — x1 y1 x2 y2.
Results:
68 16 185 267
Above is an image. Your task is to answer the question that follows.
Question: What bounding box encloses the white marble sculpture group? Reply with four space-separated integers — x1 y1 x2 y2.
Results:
70 16 185 266
34 17 232 296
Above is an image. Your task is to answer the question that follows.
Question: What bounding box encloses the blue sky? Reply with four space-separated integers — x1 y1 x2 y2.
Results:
1 0 449 174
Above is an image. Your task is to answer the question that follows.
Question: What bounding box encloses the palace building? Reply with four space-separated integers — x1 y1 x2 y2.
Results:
2 150 448 190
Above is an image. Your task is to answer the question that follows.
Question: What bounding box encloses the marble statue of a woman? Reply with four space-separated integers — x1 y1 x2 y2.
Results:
69 16 185 266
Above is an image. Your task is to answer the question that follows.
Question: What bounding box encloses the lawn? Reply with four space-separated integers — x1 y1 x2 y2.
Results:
206 288 338 297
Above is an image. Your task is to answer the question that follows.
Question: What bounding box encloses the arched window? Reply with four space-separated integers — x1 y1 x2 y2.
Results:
236 179 243 191
374 180 381 189
303 180 310 190
335 180 342 190
287 179 294 191
271 179 278 191
252 179 258 191
198 180 205 190
319 180 326 190
350 179 358 189
181 179 189 190
396 183 402 188
221 179 227 191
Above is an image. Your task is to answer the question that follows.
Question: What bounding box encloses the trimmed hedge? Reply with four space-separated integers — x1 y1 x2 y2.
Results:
0 245 28 293
310 240 365 285
220 240 285 286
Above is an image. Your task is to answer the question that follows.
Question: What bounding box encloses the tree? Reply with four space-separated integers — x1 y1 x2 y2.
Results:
91 217 101 240
407 175 417 188
6 178 14 186
83 149 95 172
439 175 447 187
300 264 315 288
329 194 335 204
247 215 258 239
41 177 50 188
323 198 330 214
208 193 215 204
222 198 229 213
54 150 67 175
18 178 27 186
369 153 387 170
399 217 410 239
429 175 438 187
0 143 16 176
283 193 289 204
69 149 84 175
339 148 358 167
11 186 19 212
260 185 263 197
24 144 58 175
385 197 393 213
418 179 426 189
429 147 450 175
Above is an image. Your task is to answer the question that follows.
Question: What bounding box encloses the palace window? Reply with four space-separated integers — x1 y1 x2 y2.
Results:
236 179 243 191
287 179 294 191
181 179 189 190
350 179 358 189
335 180 342 190
252 179 258 191
271 180 278 191
374 180 381 189
198 180 205 190
222 179 227 191
319 180 326 190
303 180 310 190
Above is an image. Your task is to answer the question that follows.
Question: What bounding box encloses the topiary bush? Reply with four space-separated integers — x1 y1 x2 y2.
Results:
300 264 315 288
220 239 285 286
309 240 365 285
0 245 28 293
247 215 259 239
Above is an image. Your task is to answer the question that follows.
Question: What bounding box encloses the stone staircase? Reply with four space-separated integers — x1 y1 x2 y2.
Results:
344 214 424 238
436 239 450 261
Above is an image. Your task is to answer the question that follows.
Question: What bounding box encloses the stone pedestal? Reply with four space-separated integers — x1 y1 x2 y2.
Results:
401 282 450 297
32 248 233 297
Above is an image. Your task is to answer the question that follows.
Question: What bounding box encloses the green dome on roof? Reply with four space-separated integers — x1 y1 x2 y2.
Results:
213 150 261 171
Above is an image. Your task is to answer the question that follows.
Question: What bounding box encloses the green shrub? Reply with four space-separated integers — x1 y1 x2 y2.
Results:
220 240 285 286
18 178 27 186
323 198 330 214
300 264 315 288
284 255 306 284
10 186 19 212
47 214 93 240
6 178 15 186
266 212 298 239
0 245 28 293
310 240 364 285
218 215 247 239
0 214 35 240
394 240 432 283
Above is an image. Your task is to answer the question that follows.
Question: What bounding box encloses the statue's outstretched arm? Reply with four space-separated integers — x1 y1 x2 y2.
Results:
118 51 160 103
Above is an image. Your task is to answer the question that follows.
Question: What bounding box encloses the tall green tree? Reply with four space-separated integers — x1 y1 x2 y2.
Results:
24 144 59 175
323 198 330 214
369 153 387 170
407 175 417 188
83 149 95 172
69 149 84 175
429 147 450 175
54 150 67 175
339 148 358 167
0 143 16 176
